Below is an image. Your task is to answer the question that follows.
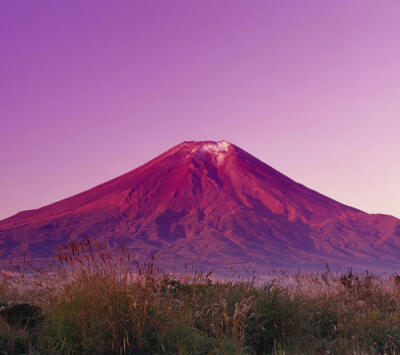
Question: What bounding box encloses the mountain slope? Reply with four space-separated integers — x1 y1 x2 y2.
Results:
1 140 399 272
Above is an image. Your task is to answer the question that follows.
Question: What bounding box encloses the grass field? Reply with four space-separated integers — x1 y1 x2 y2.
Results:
1 239 400 354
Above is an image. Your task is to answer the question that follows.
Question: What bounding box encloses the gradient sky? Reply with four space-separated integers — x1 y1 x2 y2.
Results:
1 0 399 220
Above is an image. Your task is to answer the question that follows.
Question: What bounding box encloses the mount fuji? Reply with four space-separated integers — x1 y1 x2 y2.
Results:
1 141 399 273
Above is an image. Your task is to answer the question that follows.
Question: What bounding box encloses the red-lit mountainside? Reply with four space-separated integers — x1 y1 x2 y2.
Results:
1 141 400 272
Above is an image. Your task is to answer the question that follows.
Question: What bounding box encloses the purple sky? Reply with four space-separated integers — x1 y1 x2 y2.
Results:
1 1 399 220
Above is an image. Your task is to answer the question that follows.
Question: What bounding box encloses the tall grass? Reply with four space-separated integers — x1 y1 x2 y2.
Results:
1 239 400 354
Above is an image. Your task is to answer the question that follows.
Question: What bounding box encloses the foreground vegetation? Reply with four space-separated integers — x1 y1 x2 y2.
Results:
1 240 400 354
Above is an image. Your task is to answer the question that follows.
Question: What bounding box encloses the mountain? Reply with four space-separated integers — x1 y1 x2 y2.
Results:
1 140 400 273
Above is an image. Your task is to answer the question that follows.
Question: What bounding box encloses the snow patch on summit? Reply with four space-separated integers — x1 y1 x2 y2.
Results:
200 140 231 165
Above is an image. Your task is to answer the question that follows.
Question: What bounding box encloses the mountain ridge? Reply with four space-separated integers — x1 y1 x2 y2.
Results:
1 140 399 273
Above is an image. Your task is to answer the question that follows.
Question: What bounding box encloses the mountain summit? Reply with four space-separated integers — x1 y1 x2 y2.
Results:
1 140 399 272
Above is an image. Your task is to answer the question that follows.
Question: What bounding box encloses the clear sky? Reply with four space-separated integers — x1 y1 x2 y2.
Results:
1 0 399 220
